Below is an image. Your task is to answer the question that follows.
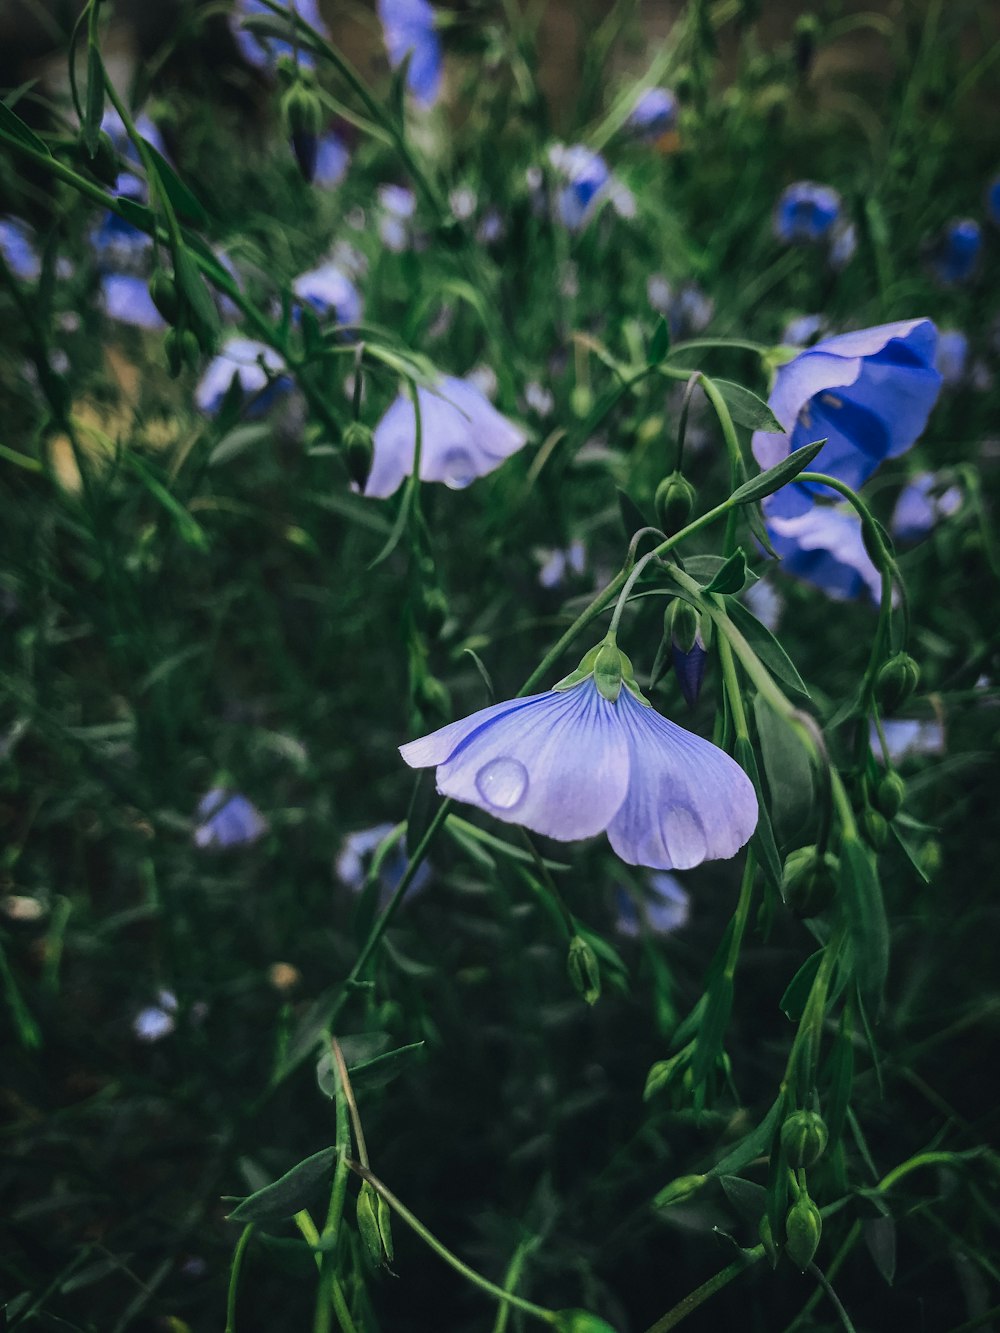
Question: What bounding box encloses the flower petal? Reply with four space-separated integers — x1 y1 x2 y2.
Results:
400 694 549 768
766 502 883 601
607 691 757 870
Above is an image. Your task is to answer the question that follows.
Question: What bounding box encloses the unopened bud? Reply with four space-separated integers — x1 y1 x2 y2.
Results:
780 1110 829 1168
873 771 905 820
282 81 324 183
781 846 838 917
343 421 374 489
164 328 201 378
655 471 696 535
356 1181 393 1268
874 653 919 714
862 807 888 850
784 1195 822 1270
667 600 707 707
148 270 179 324
570 384 593 419
653 1172 707 1209
567 935 601 1005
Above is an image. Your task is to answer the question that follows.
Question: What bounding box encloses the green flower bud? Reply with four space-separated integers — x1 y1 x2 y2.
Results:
666 598 699 655
780 1110 829 1169
653 1172 707 1209
281 80 324 183
164 328 201 378
784 1195 822 1270
343 421 374 489
593 640 624 702
873 771 905 820
356 1181 393 1268
570 384 593 419
874 652 920 714
554 1312 619 1333
567 935 601 1005
781 846 838 918
148 270 179 325
862 807 888 851
654 471 696 535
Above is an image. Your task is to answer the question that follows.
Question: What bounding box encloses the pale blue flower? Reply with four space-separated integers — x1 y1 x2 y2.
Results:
782 314 828 348
364 375 527 498
616 873 690 936
400 678 757 871
625 87 679 140
292 262 362 327
91 172 152 269
195 337 291 416
133 989 178 1042
935 330 968 386
774 182 842 244
764 501 882 602
100 274 166 329
336 822 431 900
873 718 945 765
537 540 585 589
891 472 961 544
547 144 616 232
752 320 942 522
378 0 442 107
100 107 167 165
314 132 350 187
828 220 857 270
194 789 268 849
378 183 418 251
231 0 328 71
743 579 783 632
0 218 40 282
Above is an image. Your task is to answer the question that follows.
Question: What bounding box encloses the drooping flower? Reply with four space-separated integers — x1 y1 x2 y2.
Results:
292 261 362 327
773 182 842 244
616 873 690 937
377 0 442 108
100 273 167 330
763 501 883 602
0 217 40 282
195 337 291 416
230 0 329 71
193 789 268 849
926 218 981 285
399 651 758 871
752 320 942 522
364 375 527 498
625 87 679 141
890 472 962 544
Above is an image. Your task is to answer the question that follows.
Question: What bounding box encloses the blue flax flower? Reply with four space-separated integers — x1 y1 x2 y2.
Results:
314 132 349 187
364 375 527 498
400 672 757 871
378 0 442 107
927 218 981 285
935 329 968 386
625 87 679 140
616 873 690 937
774 182 842 244
547 144 623 232
195 337 291 416
336 823 431 902
763 501 883 602
292 262 362 327
752 319 941 522
194 789 268 849
890 472 961 544
231 0 328 71
0 217 40 281
100 273 166 330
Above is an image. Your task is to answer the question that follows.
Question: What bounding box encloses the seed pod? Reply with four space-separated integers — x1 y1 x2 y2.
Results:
874 771 905 820
781 846 838 917
862 807 889 850
785 1195 823 1270
282 81 324 183
653 1173 707 1208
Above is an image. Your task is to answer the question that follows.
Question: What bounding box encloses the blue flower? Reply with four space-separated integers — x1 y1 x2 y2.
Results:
377 0 442 107
774 182 842 244
873 718 945 765
763 501 883 602
314 132 350 187
927 218 981 285
625 87 679 140
743 578 783 632
988 174 1000 227
782 314 828 348
194 789 268 849
547 144 613 232
0 217 40 282
616 873 690 937
133 989 178 1042
336 822 431 902
400 676 758 871
828 220 857 270
377 183 418 252
935 329 969 386
100 274 166 330
364 375 527 498
752 319 942 522
194 337 291 416
231 0 328 71
100 107 168 165
292 262 362 327
890 472 962 544
91 172 153 269
537 540 586 589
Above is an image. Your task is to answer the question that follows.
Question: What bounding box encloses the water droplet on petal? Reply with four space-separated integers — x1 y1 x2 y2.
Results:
475 757 528 810
663 807 707 867
441 447 476 489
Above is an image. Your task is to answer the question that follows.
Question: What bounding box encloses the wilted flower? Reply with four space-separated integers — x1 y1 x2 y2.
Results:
625 87 679 141
927 218 981 285
774 182 842 244
616 872 690 936
194 789 268 849
364 375 527 498
935 329 969 386
0 217 40 282
292 262 362 327
231 0 328 71
890 472 962 544
400 661 758 871
377 0 442 108
100 274 166 330
753 320 942 522
335 822 431 901
195 337 291 416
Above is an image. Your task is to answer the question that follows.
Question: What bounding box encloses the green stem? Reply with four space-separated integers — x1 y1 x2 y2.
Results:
641 1247 764 1333
696 375 745 556
224 1224 255 1333
491 1239 538 1333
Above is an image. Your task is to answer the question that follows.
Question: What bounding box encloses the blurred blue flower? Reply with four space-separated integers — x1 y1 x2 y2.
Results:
231 0 328 71
763 501 883 602
616 872 690 937
670 284 714 339
100 274 166 329
364 375 527 498
782 314 828 348
101 107 168 165
873 718 945 765
647 273 672 315
477 208 504 246
0 217 40 281
292 261 362 327
927 218 981 285
377 183 418 252
336 822 431 901
133 989 178 1042
935 329 969 386
890 472 962 544
537 539 585 589
988 174 1000 227
625 87 679 140
91 172 153 269
752 319 942 522
314 132 350 187
400 677 757 871
547 144 620 232
828 220 857 270
194 789 268 849
195 337 291 416
377 0 442 108
774 182 842 244
743 578 783 632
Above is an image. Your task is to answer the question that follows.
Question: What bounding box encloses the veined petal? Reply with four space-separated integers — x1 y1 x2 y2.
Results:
766 502 883 602
752 351 860 469
424 681 631 842
607 691 757 870
400 693 550 768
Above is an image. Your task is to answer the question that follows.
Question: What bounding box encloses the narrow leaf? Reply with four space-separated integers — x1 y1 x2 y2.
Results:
864 1216 897 1286
753 693 814 837
209 424 271 467
840 838 889 1016
727 598 810 699
0 98 51 156
648 316 670 364
730 438 828 506
685 554 758 588
720 1175 767 1224
226 1147 336 1223
707 1094 785 1179
779 950 823 1022
734 736 782 890
146 142 209 225
714 379 783 432
83 45 104 157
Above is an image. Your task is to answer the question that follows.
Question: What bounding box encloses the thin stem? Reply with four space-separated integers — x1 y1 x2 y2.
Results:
673 371 703 474
491 1239 537 1333
697 375 745 555
641 1247 764 1333
224 1224 255 1333
330 1037 368 1168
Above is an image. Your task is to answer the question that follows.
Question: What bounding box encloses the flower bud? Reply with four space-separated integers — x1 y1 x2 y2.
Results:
784 1195 822 1270
148 270 179 325
667 600 707 707
356 1181 393 1267
874 652 920 714
343 420 374 489
794 15 821 74
653 1173 707 1208
873 771 905 820
567 935 601 1005
780 1110 829 1168
282 81 324 183
593 640 624 702
781 846 838 917
570 384 593 419
164 328 201 378
862 807 888 850
654 471 696 535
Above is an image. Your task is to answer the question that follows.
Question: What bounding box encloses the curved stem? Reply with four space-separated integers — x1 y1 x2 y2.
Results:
224 1224 255 1333
641 1247 764 1333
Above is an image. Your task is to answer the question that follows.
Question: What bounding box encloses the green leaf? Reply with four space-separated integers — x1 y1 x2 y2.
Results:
734 736 782 891
316 1040 425 1097
720 1175 768 1224
209 424 271 467
226 1147 336 1223
864 1216 897 1286
704 547 748 595
685 553 758 588
124 454 208 551
83 45 104 157
173 244 220 342
713 379 783 432
707 1093 785 1179
648 316 671 364
115 195 156 234
745 500 778 558
691 974 734 1087
145 142 209 225
726 598 810 700
239 12 327 59
730 438 828 506
0 97 51 156
779 949 823 1022
839 837 889 1016
753 693 814 838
